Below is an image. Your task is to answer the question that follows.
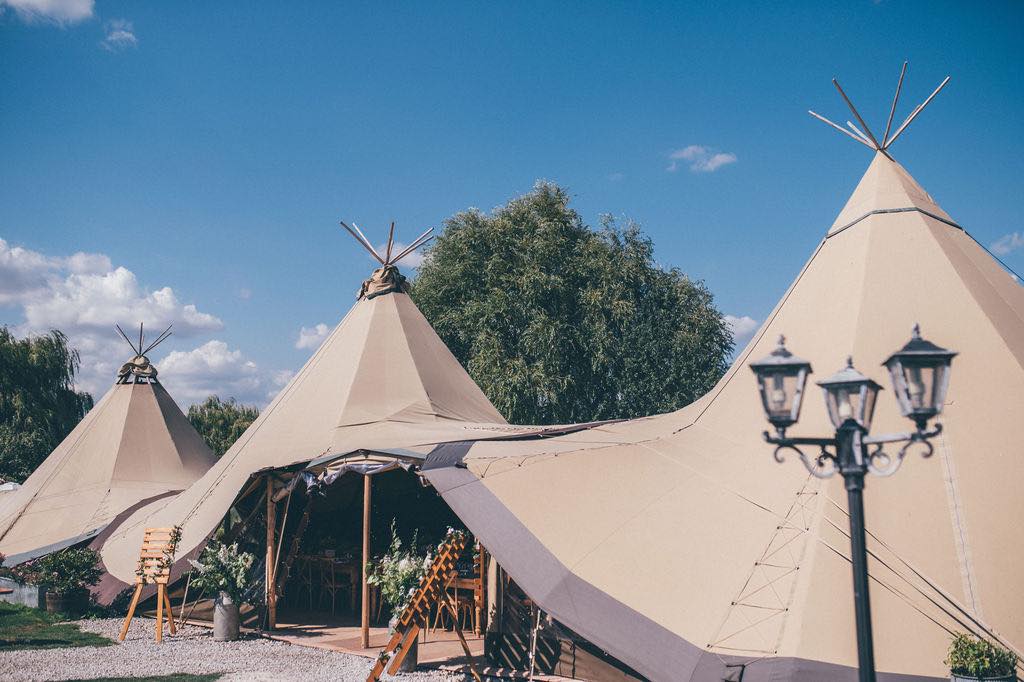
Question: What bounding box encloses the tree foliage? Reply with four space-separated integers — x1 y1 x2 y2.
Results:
0 328 93 482
187 396 259 459
412 182 734 425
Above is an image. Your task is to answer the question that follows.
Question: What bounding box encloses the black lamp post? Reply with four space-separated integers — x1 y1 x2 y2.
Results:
749 325 956 682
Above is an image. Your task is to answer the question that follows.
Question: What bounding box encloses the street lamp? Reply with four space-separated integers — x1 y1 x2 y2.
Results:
749 326 956 682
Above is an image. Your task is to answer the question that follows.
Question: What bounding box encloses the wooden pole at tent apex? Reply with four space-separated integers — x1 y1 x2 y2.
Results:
361 474 372 648
265 475 277 630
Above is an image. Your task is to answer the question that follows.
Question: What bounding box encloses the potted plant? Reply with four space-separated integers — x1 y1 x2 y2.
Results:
946 633 1018 681
23 548 102 617
367 521 433 671
188 540 254 641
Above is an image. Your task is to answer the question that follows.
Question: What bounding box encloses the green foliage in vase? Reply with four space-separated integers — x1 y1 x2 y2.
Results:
366 520 432 623
187 540 255 604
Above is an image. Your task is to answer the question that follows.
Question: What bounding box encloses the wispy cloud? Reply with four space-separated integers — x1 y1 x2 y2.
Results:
101 18 136 51
607 172 625 183
725 314 759 348
295 323 330 350
667 145 737 173
991 231 1024 256
0 0 93 24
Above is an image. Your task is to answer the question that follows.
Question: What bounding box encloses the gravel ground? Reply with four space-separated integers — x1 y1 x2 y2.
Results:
0 617 468 682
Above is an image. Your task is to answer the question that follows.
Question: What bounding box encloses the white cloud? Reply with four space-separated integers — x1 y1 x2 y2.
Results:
990 232 1024 257
237 288 252 300
100 18 136 51
607 172 625 183
725 314 758 348
158 341 297 406
667 145 738 173
1 0 93 24
158 340 263 406
0 237 232 398
295 323 330 350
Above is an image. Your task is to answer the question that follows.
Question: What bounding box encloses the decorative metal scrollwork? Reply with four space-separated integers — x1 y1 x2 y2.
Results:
772 442 838 479
863 424 941 477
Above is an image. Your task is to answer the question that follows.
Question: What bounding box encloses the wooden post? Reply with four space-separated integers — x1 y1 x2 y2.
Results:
361 473 372 649
266 475 277 630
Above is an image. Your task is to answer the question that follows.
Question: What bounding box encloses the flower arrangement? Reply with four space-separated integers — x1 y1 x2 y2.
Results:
18 548 102 595
187 539 255 604
946 633 1018 679
368 524 469 629
367 521 433 626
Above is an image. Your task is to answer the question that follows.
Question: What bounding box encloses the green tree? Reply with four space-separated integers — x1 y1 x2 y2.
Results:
187 396 259 458
412 181 733 425
0 328 93 482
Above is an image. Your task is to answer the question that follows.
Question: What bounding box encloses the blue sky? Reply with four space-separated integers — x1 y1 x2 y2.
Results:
1 1 1022 405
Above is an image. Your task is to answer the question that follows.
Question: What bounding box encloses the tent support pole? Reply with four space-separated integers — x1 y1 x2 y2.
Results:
265 475 277 630
361 473 372 649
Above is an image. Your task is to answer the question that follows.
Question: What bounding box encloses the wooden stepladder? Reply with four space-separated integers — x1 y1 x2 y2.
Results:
366 532 482 682
118 527 180 643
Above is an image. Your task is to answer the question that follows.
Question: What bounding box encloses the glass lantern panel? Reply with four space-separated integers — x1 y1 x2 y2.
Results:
761 370 799 421
886 360 912 417
824 385 864 429
859 382 878 431
901 362 936 414
929 363 951 415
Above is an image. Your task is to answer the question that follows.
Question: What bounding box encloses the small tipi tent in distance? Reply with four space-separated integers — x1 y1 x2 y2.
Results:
0 324 216 565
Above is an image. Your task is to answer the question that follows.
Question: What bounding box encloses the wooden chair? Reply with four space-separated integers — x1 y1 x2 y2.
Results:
319 559 350 615
119 527 179 643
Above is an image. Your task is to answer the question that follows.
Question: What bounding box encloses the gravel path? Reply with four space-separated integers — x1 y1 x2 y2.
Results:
0 617 468 682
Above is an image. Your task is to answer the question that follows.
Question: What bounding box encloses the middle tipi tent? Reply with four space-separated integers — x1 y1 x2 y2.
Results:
96 224 547 589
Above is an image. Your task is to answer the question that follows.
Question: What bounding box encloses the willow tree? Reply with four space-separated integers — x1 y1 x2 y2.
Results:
412 182 733 425
0 328 93 482
187 396 259 459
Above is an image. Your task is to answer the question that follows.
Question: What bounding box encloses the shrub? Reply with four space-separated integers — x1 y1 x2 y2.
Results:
946 633 1018 678
20 548 102 595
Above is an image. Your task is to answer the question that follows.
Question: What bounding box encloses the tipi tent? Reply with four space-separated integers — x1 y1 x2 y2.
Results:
416 84 1024 678
0 327 216 565
94 230 537 592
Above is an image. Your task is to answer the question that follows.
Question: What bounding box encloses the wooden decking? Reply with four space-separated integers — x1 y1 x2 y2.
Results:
266 609 570 680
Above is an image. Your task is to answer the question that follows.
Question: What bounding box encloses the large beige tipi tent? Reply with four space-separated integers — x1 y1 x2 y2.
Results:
417 87 1024 678
0 327 216 565
94 232 530 592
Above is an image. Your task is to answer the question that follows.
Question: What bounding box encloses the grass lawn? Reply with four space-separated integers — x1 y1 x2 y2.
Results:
0 601 112 650
66 677 222 682
67 671 223 675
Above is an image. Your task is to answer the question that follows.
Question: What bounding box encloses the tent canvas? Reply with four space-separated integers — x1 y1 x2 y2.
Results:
0 330 216 565
420 150 1024 681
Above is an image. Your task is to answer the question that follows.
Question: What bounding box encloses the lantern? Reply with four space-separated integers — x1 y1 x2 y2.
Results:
883 324 957 430
749 336 812 435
